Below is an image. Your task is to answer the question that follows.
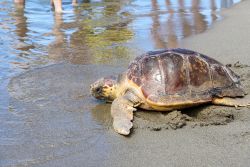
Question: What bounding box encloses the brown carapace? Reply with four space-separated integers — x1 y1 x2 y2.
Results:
127 48 245 106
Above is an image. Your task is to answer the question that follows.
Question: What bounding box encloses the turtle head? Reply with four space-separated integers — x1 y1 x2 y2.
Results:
90 76 118 102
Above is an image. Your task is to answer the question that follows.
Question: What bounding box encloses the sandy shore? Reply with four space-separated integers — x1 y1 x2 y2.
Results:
2 1 250 167
181 0 250 65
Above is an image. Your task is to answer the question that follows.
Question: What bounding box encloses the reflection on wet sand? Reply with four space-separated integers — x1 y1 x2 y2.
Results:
192 0 207 34
151 0 166 48
44 0 241 64
12 5 34 51
2 0 241 74
48 1 133 65
150 0 212 48
48 14 67 61
10 5 34 69
221 0 234 7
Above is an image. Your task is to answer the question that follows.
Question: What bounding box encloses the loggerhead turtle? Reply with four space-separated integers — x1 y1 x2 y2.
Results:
90 48 250 135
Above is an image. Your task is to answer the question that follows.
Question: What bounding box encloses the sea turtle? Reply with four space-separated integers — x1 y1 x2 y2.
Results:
90 48 250 135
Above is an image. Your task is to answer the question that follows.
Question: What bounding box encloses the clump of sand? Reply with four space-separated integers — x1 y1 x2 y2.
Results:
133 107 235 132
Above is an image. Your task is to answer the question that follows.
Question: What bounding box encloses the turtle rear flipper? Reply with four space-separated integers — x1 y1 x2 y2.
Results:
212 95 250 108
111 92 141 135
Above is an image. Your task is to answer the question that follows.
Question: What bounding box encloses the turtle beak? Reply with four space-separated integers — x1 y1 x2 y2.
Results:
90 84 96 96
90 84 94 92
90 84 93 93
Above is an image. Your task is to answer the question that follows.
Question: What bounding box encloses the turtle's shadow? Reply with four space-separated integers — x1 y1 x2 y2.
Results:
90 102 134 137
181 105 209 117
90 102 113 128
134 105 209 121
181 105 235 125
90 102 234 134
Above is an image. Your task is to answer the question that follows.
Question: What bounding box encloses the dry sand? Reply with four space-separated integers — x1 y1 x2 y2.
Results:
2 0 250 167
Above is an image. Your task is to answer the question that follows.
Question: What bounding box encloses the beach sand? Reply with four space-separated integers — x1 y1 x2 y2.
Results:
3 0 250 167
181 0 250 65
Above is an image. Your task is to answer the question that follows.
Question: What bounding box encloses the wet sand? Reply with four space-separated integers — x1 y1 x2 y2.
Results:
181 0 250 65
2 1 250 167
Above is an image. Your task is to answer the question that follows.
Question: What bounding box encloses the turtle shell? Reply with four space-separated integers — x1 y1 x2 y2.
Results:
127 48 245 105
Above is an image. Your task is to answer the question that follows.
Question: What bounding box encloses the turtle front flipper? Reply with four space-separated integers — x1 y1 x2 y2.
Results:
212 96 250 108
111 91 141 135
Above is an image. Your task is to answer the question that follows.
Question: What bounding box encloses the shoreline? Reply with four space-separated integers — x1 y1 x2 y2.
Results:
180 0 250 65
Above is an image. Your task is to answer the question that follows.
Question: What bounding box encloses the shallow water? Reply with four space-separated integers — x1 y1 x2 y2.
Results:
0 0 242 166
0 0 241 79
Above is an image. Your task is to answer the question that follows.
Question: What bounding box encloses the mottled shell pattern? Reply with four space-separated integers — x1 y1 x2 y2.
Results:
127 48 245 105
